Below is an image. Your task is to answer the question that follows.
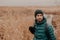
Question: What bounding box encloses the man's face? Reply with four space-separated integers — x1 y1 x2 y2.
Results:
35 14 43 22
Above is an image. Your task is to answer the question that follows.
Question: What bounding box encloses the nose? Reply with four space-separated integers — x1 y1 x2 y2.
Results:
39 16 41 18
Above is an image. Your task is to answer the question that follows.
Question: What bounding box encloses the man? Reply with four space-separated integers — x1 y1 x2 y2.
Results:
29 9 56 40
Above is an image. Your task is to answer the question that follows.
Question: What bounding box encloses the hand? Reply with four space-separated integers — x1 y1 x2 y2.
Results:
29 26 35 34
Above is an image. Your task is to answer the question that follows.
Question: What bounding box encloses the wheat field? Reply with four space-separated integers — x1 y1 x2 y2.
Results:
0 6 60 40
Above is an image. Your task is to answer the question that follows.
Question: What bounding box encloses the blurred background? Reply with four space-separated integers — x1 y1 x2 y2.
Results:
0 0 60 40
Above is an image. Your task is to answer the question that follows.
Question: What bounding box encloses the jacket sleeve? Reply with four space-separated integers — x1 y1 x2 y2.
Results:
48 25 56 40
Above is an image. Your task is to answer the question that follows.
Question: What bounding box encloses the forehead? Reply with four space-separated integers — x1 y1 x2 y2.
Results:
37 14 42 15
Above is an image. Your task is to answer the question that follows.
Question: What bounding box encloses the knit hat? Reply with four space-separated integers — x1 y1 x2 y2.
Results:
35 9 43 17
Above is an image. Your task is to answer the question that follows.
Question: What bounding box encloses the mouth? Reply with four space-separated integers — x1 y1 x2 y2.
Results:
38 18 43 21
38 18 41 20
38 19 42 21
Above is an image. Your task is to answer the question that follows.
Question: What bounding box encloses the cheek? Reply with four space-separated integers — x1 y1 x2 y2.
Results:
36 17 39 19
41 17 43 19
41 16 43 18
39 16 43 19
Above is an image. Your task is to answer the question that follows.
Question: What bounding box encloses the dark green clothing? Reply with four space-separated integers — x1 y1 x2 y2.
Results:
33 17 56 40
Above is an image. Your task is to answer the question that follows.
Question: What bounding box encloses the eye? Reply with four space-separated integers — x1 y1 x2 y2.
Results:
38 15 39 16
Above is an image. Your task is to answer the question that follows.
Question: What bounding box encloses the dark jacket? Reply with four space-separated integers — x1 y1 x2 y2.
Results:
29 17 56 40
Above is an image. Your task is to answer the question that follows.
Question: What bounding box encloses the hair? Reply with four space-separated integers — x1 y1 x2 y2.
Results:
34 9 43 17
